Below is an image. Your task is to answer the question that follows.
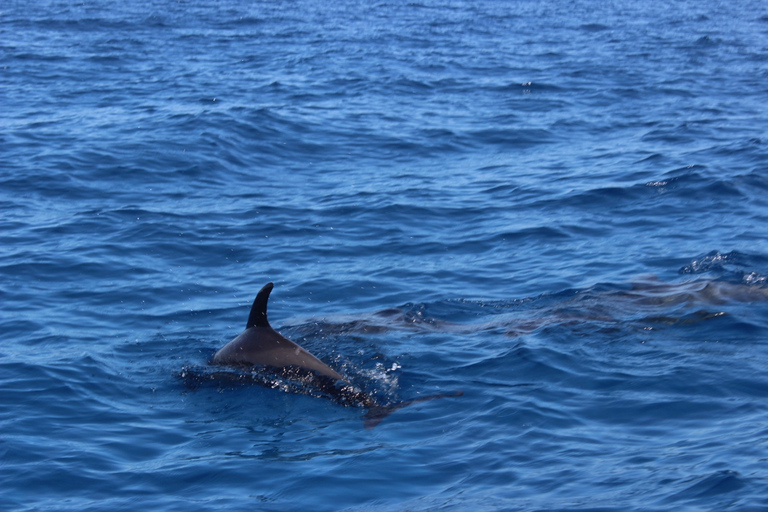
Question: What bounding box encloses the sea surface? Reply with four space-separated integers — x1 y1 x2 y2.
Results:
2 0 768 510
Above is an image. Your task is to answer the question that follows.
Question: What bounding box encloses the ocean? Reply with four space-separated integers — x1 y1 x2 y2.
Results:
2 0 768 510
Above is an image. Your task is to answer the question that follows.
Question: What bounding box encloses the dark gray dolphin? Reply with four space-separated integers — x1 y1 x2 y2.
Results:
212 282 346 381
208 282 462 427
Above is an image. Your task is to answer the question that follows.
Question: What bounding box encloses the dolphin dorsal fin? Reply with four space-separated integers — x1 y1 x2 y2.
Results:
246 282 274 329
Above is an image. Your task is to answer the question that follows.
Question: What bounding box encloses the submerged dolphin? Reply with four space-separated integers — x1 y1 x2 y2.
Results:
212 282 345 381
210 282 461 427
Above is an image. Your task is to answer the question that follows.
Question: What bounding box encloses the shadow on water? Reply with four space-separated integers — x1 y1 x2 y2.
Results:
301 274 768 340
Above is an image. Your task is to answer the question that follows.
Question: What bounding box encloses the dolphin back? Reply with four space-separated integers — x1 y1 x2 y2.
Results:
213 327 346 382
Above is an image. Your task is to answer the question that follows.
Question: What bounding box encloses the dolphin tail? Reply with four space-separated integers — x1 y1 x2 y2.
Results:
363 391 464 428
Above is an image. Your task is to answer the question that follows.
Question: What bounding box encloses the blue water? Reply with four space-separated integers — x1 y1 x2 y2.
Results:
3 0 768 509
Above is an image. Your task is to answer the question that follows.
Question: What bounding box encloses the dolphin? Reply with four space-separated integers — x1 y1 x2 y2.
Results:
209 282 462 427
212 282 345 381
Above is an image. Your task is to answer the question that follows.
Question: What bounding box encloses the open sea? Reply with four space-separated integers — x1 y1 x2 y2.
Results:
3 0 768 510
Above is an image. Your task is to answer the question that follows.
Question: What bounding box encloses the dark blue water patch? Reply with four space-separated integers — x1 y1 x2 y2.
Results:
664 470 747 505
579 23 611 32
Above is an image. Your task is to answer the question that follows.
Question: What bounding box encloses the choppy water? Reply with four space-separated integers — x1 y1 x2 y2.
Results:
3 0 768 510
